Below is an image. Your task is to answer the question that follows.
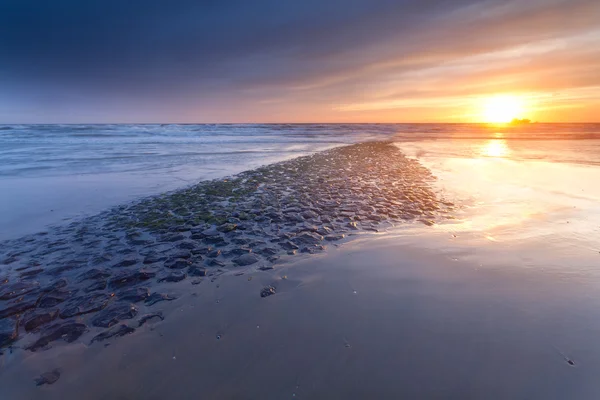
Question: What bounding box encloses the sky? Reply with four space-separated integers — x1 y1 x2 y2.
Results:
1 0 599 123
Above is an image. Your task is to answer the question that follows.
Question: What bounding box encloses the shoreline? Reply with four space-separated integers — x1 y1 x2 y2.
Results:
1 142 453 361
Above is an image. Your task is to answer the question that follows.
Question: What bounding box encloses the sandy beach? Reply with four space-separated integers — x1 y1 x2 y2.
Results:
2 135 600 399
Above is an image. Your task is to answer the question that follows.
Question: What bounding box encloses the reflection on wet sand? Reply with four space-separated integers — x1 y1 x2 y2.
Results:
480 139 510 158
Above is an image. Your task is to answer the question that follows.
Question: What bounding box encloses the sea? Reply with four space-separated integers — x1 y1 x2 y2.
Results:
1 123 599 243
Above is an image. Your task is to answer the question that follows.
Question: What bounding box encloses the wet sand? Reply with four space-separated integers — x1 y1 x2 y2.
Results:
2 236 600 399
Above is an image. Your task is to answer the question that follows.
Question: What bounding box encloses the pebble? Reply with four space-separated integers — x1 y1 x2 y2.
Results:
260 286 276 298
35 369 61 386
233 254 259 266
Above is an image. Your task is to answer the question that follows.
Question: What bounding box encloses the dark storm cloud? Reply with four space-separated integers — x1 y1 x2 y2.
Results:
0 0 599 122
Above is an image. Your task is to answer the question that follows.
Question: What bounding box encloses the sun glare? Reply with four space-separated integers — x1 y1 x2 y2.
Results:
482 95 525 123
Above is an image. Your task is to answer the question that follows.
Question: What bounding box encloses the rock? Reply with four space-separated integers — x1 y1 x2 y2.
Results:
0 318 18 347
223 248 252 257
292 232 323 245
59 293 112 318
207 249 221 258
260 286 276 298
161 234 185 242
217 223 237 233
233 254 259 266
22 309 59 332
204 236 226 246
258 266 274 271
0 301 37 319
84 279 107 292
78 268 110 282
177 241 197 250
35 369 61 386
43 278 69 292
188 266 207 277
20 268 43 278
0 281 40 300
279 241 299 251
172 250 192 259
254 247 278 256
109 270 156 289
143 253 167 264
38 289 76 308
202 226 220 236
138 312 164 327
300 245 326 254
145 293 177 306
27 322 88 351
325 233 345 241
158 272 187 283
346 221 359 230
91 303 138 328
118 287 150 302
90 324 135 344
205 259 226 267
164 258 192 269
112 256 138 268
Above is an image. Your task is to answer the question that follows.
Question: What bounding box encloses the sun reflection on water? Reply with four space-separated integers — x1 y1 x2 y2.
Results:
480 139 510 158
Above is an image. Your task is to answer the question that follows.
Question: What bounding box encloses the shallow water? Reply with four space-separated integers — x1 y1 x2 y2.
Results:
1 123 599 239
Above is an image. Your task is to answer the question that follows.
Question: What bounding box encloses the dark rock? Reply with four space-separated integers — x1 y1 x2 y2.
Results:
191 279 203 285
164 258 192 269
255 247 278 256
23 309 59 332
192 246 212 255
27 322 88 351
300 245 326 254
207 249 221 258
59 293 112 318
217 223 237 233
205 259 226 267
35 369 61 386
172 250 192 259
118 287 150 302
177 241 197 250
233 254 259 266
292 232 323 245
260 286 276 298
258 266 274 271
43 278 69 292
143 253 167 264
138 312 164 327
20 268 43 278
0 301 36 319
112 256 138 268
231 238 251 245
0 281 40 300
90 324 135 344
84 279 107 292
38 289 76 308
0 318 18 347
158 272 187 283
325 233 345 241
279 241 299 251
78 268 110 282
145 293 177 306
223 248 252 257
161 234 185 242
204 236 226 246
109 270 156 289
188 266 207 277
91 303 138 328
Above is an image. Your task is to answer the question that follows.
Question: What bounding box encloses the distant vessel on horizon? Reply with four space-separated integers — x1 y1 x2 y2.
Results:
510 118 532 125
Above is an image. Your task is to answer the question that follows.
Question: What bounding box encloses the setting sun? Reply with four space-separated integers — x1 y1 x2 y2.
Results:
482 95 525 123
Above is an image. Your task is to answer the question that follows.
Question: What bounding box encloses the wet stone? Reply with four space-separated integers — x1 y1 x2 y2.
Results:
260 286 276 298
112 256 138 268
0 281 40 300
90 324 135 344
161 234 185 242
22 309 59 332
0 318 18 348
217 223 237 233
205 259 226 268
27 321 88 351
158 272 187 283
292 232 323 245
255 247 278 256
325 233 345 241
59 293 112 318
143 253 167 264
118 287 150 302
138 312 164 327
279 241 299 251
20 268 43 278
43 278 69 292
177 241 197 250
188 266 207 277
109 270 156 289
38 289 77 308
204 236 226 246
92 303 138 328
84 279 107 292
233 254 259 266
164 258 192 269
145 293 177 306
207 249 221 258
223 248 252 257
0 301 37 319
35 369 61 386
78 268 111 282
